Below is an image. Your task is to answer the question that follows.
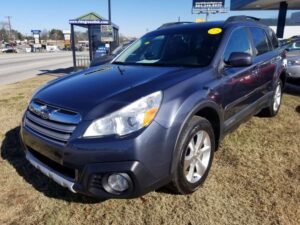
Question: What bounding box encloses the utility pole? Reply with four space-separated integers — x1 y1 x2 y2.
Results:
5 16 12 42
108 0 111 24
205 12 209 22
108 0 112 52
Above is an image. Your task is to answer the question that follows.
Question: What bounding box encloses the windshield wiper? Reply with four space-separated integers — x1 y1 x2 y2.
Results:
112 61 126 65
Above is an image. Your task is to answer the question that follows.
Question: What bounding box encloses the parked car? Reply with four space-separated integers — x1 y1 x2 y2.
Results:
1 44 17 53
285 40 300 80
21 16 286 199
90 42 134 67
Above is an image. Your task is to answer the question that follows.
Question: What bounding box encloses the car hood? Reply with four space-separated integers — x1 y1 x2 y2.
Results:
34 65 200 118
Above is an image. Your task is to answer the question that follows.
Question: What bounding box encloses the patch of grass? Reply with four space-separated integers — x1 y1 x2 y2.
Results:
0 77 299 225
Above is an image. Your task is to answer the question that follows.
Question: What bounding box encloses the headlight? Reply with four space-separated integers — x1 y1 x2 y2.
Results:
83 91 163 137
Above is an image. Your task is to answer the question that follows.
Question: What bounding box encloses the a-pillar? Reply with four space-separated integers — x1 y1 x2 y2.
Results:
71 24 77 68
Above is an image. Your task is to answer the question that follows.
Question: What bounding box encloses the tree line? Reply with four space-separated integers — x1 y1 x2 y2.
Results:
0 21 66 43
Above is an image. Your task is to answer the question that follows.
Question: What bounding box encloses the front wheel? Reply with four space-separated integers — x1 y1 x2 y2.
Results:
170 116 215 194
259 80 283 117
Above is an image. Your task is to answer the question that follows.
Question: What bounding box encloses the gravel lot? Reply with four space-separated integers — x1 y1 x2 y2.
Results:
0 76 299 225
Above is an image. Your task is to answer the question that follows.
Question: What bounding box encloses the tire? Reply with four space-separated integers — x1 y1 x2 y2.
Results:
259 80 283 117
170 116 215 194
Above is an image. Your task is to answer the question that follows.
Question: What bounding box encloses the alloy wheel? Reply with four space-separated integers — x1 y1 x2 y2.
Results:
273 83 282 112
183 130 211 184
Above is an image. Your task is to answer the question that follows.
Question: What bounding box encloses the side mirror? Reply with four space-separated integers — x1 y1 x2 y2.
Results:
227 52 253 67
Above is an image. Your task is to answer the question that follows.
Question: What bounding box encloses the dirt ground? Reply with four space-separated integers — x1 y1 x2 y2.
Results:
0 76 299 225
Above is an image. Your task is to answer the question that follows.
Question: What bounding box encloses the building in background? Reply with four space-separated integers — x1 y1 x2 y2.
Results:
230 0 300 38
69 12 119 68
260 18 300 39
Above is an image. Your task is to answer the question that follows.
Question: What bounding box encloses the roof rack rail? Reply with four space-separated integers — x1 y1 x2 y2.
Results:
225 16 260 24
157 22 194 30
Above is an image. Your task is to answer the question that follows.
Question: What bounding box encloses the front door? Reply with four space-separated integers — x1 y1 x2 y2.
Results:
220 27 259 124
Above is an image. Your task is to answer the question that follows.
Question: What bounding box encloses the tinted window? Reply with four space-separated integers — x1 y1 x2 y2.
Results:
114 28 223 67
268 29 279 49
223 28 251 62
249 27 271 56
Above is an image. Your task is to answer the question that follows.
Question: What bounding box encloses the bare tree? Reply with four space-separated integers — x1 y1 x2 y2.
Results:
0 21 8 42
41 29 48 41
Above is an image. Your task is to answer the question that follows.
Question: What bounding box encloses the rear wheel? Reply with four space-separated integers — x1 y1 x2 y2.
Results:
170 116 215 194
259 80 283 117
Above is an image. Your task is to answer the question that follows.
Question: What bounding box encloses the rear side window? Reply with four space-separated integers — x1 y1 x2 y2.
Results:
249 27 271 56
269 29 279 49
223 28 251 63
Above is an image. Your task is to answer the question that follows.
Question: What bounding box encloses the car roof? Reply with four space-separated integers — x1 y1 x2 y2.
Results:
148 19 269 36
150 21 225 34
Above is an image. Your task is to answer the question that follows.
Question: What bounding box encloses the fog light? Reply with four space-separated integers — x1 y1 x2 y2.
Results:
107 173 130 192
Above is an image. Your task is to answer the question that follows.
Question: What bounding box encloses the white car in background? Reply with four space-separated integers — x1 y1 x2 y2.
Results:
46 45 60 52
1 44 18 53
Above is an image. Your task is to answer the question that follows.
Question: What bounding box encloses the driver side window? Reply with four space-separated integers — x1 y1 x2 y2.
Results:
223 28 252 63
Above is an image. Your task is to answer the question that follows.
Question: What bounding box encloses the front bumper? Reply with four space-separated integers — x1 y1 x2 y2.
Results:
25 150 76 193
20 119 174 199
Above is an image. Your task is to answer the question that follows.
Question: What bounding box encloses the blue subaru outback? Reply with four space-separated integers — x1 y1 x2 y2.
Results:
21 16 286 199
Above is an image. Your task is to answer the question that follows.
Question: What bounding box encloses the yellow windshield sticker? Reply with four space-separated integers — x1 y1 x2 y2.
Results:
144 41 151 45
208 28 222 35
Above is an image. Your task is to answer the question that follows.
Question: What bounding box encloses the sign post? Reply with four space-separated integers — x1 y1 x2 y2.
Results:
63 30 71 49
101 25 114 42
31 30 42 52
31 30 41 44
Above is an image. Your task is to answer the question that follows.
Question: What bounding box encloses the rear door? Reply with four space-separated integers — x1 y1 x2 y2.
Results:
248 27 278 97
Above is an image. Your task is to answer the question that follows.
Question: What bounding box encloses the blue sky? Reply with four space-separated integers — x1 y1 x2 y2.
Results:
0 0 297 37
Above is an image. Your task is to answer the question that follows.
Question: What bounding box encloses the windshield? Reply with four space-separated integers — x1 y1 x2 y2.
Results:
113 28 223 67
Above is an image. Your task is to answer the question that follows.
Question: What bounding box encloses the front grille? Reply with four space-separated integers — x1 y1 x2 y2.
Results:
27 146 76 179
24 101 81 145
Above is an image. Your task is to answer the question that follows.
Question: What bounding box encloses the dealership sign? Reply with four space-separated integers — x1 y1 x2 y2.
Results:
192 0 226 14
193 0 225 9
69 20 109 25
101 25 114 42
31 30 41 44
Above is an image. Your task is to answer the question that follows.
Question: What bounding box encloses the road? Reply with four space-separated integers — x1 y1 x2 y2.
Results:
0 52 73 85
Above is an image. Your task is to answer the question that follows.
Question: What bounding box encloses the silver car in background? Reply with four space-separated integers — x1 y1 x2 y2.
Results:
286 40 300 79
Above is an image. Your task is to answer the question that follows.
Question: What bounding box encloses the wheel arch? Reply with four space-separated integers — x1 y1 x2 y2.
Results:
279 71 287 89
170 101 223 175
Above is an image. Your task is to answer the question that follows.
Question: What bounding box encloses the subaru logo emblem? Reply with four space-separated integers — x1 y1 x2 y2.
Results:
40 106 50 120
29 103 51 120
